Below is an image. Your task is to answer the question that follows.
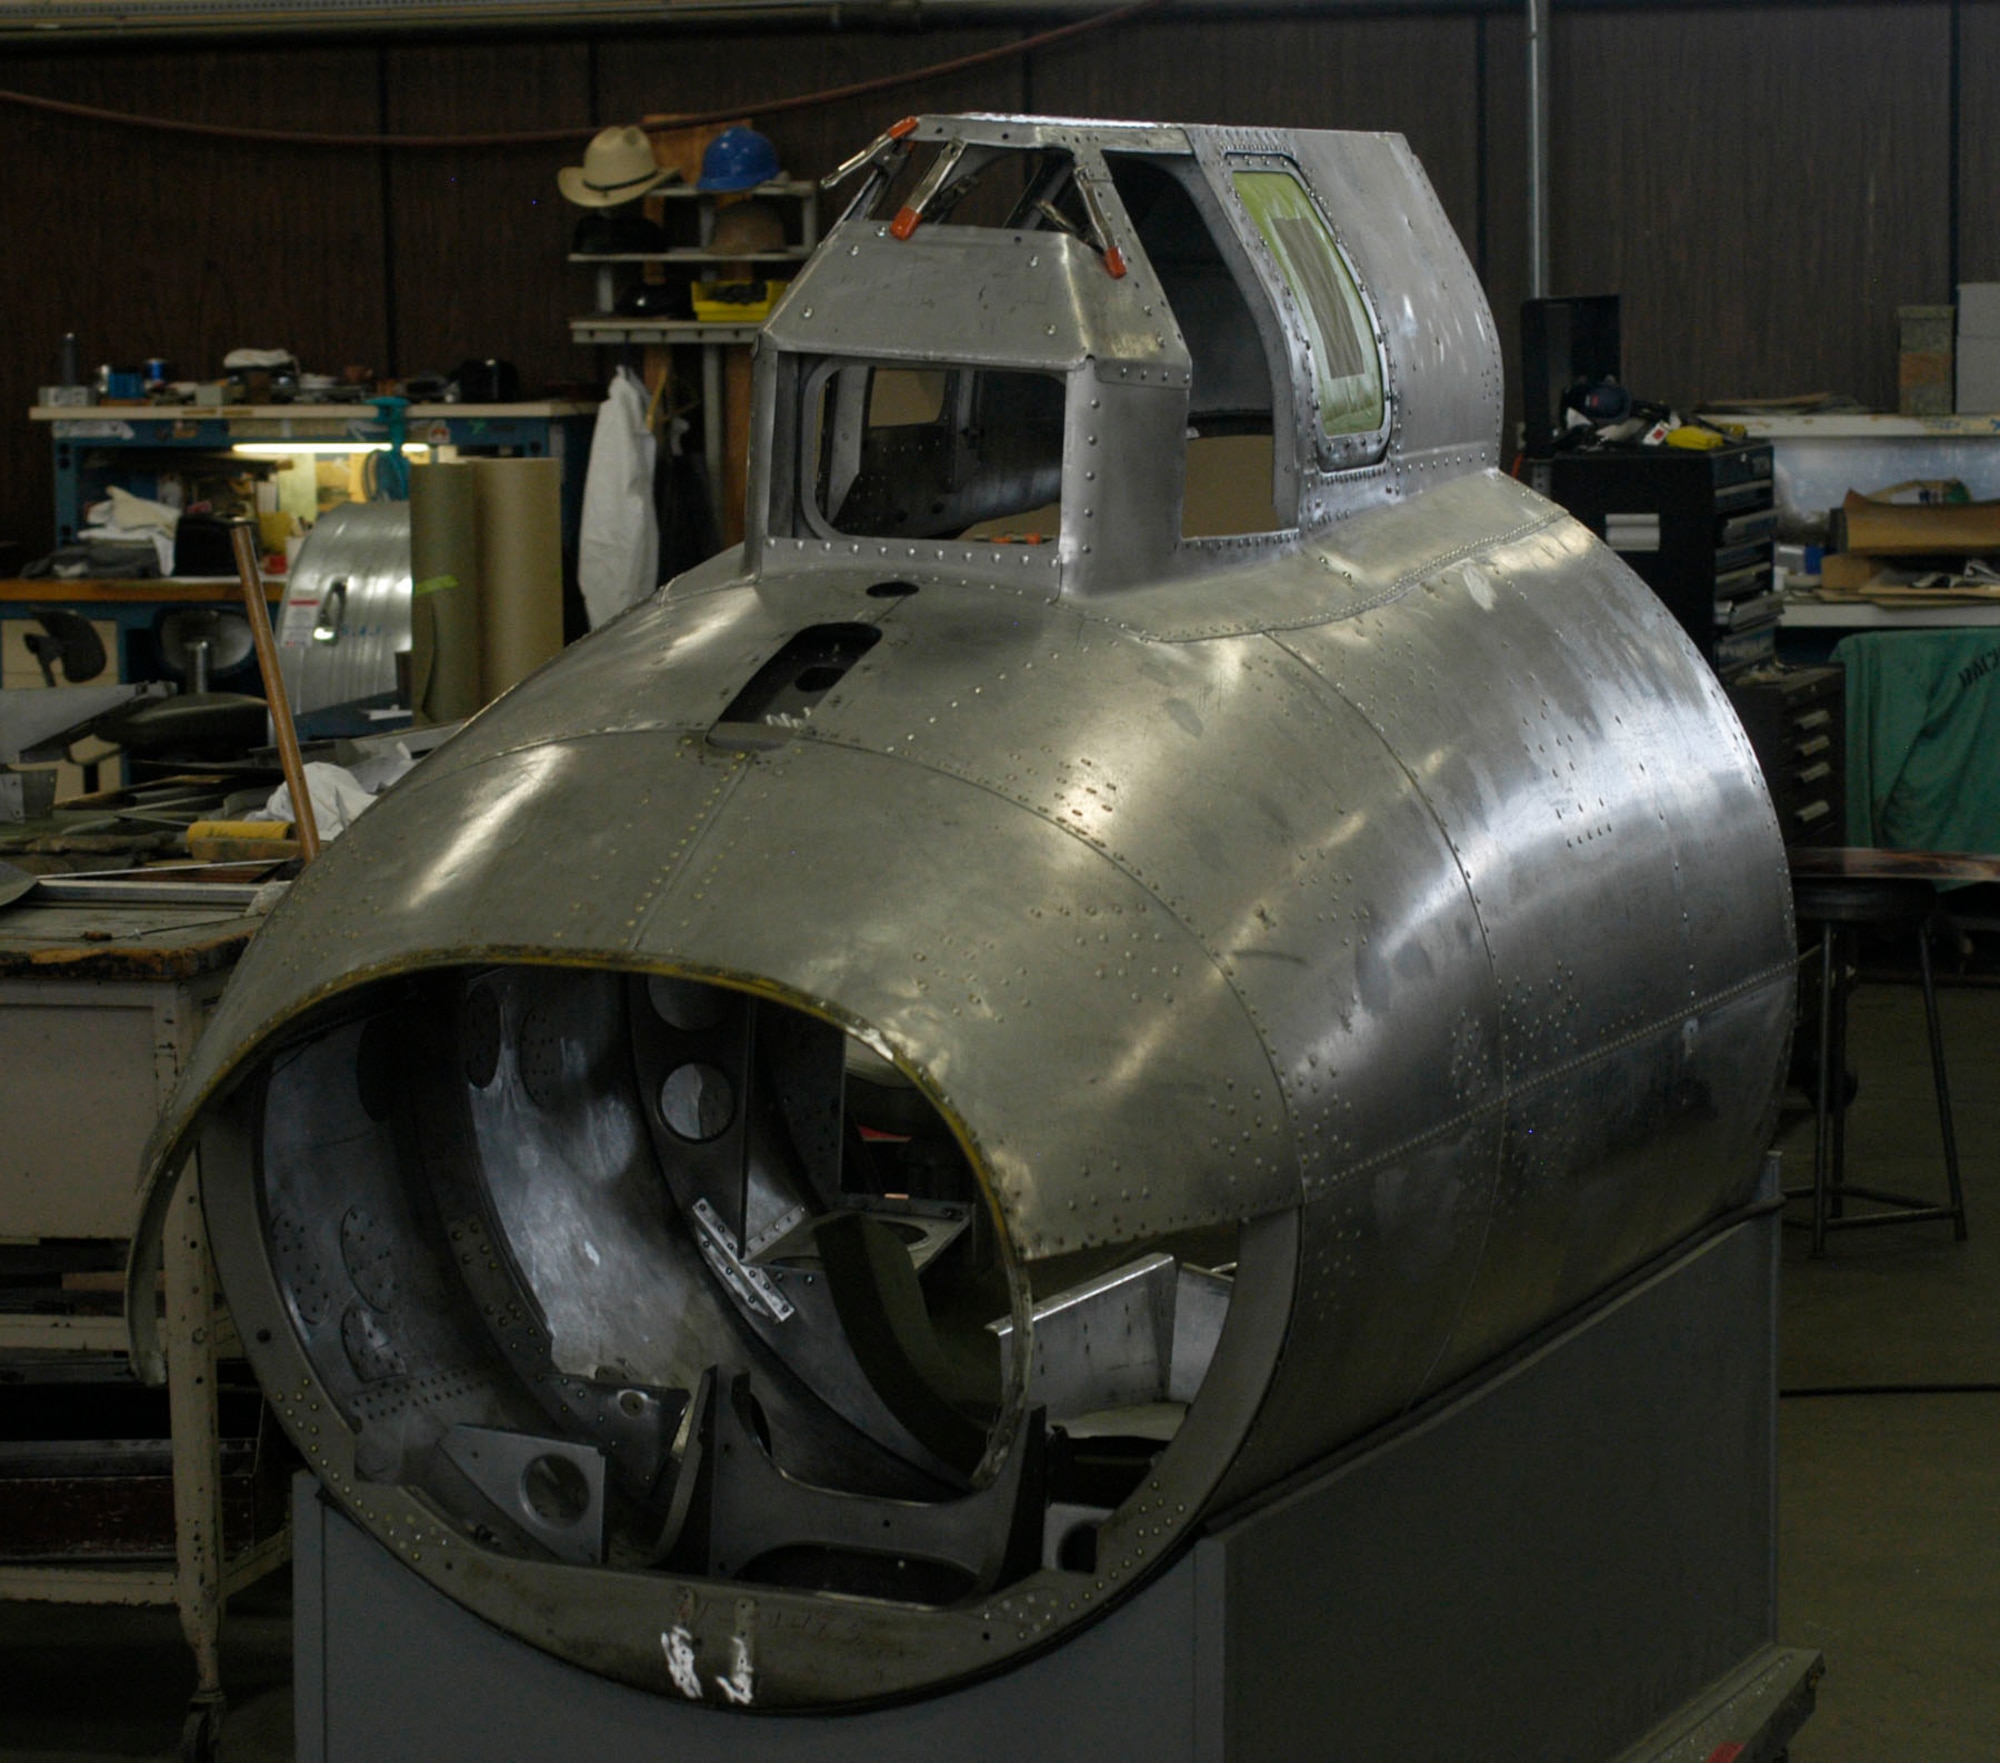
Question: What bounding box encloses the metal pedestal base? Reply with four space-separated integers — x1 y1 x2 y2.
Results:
295 1206 1817 1763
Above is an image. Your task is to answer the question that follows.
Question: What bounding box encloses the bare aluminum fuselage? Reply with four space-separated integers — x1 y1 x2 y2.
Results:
129 117 1792 1709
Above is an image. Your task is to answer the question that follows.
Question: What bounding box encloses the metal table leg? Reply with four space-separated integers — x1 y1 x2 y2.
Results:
1810 923 1836 1258
164 1164 227 1762
1788 875 1970 1250
1917 913 1970 1242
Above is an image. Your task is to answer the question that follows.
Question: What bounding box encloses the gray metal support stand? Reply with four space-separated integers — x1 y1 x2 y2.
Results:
295 1203 1817 1763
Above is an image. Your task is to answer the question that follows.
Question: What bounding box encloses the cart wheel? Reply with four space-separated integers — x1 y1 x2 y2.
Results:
179 1691 225 1763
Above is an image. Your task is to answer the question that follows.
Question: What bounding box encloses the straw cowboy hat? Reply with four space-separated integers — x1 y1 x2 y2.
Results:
558 126 675 208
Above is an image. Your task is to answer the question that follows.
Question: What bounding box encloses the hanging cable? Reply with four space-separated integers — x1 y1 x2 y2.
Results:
0 0 1168 151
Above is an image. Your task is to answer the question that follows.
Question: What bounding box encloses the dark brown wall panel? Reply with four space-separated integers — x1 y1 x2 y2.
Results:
0 45 386 556
1959 1 2000 286
592 24 1029 188
1494 3 1950 426
384 40 591 395
1028 13 1483 267
584 25 1026 462
0 6 1976 560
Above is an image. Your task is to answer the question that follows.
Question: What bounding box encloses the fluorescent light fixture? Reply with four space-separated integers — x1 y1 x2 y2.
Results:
230 441 437 456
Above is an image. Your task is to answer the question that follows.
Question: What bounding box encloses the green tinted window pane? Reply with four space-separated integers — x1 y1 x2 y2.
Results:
1233 169 1383 440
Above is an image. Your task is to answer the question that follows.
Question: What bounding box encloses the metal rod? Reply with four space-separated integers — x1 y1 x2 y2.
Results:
701 346 724 493
31 879 269 907
231 521 322 863
1810 923 1835 1257
1525 0 1551 300
1916 911 1970 1238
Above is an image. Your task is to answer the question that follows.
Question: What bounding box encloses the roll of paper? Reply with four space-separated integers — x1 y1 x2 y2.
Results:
473 457 565 701
408 461 483 724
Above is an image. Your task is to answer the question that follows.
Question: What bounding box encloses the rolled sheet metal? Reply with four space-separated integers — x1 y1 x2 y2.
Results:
129 118 1793 1712
275 500 412 716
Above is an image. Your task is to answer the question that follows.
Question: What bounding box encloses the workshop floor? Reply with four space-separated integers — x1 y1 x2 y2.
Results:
1775 976 2000 1762
0 982 1994 1762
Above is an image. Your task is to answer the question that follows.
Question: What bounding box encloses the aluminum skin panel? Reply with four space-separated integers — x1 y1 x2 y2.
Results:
764 226 1188 381
277 501 412 715
134 587 1302 1265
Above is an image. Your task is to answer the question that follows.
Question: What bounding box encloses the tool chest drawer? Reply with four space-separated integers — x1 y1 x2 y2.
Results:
1534 441 1777 678
1726 665 1846 846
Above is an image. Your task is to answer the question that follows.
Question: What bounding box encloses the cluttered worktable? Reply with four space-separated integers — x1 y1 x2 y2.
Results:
0 496 473 1754
1692 411 2000 633
1 579 284 710
0 868 290 1762
27 401 592 546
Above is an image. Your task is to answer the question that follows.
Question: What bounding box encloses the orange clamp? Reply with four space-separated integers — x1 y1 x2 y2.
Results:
1103 246 1128 279
890 207 921 241
890 116 919 139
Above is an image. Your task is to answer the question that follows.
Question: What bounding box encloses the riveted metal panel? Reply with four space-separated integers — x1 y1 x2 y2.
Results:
1442 976 1794 1369
1065 374 1188 591
926 115 1194 158
1273 503 1793 1070
764 228 1189 379
1079 469 1559 643
1218 1109 1507 1497
1288 131 1504 472
793 581 1504 1182
632 740 1299 1258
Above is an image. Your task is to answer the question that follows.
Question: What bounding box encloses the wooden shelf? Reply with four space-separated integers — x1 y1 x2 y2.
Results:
569 317 764 345
0 1312 128 1352
1 577 284 604
648 177 817 199
1699 411 2000 439
569 249 809 264
1782 597 2000 628
29 402 594 423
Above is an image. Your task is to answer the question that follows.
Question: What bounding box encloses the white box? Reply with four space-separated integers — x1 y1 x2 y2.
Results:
1958 335 2000 412
1960 282 2000 340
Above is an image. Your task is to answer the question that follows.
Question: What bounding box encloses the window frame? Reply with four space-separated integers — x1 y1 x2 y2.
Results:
1223 153 1391 477
782 352 1071 547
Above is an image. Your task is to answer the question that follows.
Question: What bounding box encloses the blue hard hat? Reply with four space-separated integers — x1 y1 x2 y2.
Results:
698 126 780 192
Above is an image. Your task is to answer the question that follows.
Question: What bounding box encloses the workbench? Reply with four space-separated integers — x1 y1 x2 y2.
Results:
1 576 282 691
0 882 287 1762
27 400 593 558
1697 410 2000 529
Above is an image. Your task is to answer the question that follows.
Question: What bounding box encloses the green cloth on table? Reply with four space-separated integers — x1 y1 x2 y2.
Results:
1833 629 2000 852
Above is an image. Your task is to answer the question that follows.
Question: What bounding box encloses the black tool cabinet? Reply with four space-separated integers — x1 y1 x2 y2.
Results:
1725 664 1846 847
1529 442 1780 676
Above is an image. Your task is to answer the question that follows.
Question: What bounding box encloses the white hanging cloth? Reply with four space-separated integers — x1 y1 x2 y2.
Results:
578 365 660 629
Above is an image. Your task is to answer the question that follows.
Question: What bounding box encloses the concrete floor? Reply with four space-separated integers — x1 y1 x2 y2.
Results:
1 981 1995 1761
1776 979 2000 1762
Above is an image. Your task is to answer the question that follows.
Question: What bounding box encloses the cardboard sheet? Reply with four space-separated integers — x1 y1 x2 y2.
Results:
473 458 564 701
409 462 484 724
1842 489 2000 556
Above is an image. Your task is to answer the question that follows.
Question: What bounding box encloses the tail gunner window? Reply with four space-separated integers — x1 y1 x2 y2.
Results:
1231 167 1385 456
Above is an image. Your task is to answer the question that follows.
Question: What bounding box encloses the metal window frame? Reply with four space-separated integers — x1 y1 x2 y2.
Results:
1221 152 1392 478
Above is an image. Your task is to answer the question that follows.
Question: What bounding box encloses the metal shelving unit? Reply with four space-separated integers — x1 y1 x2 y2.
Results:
568 177 817 512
